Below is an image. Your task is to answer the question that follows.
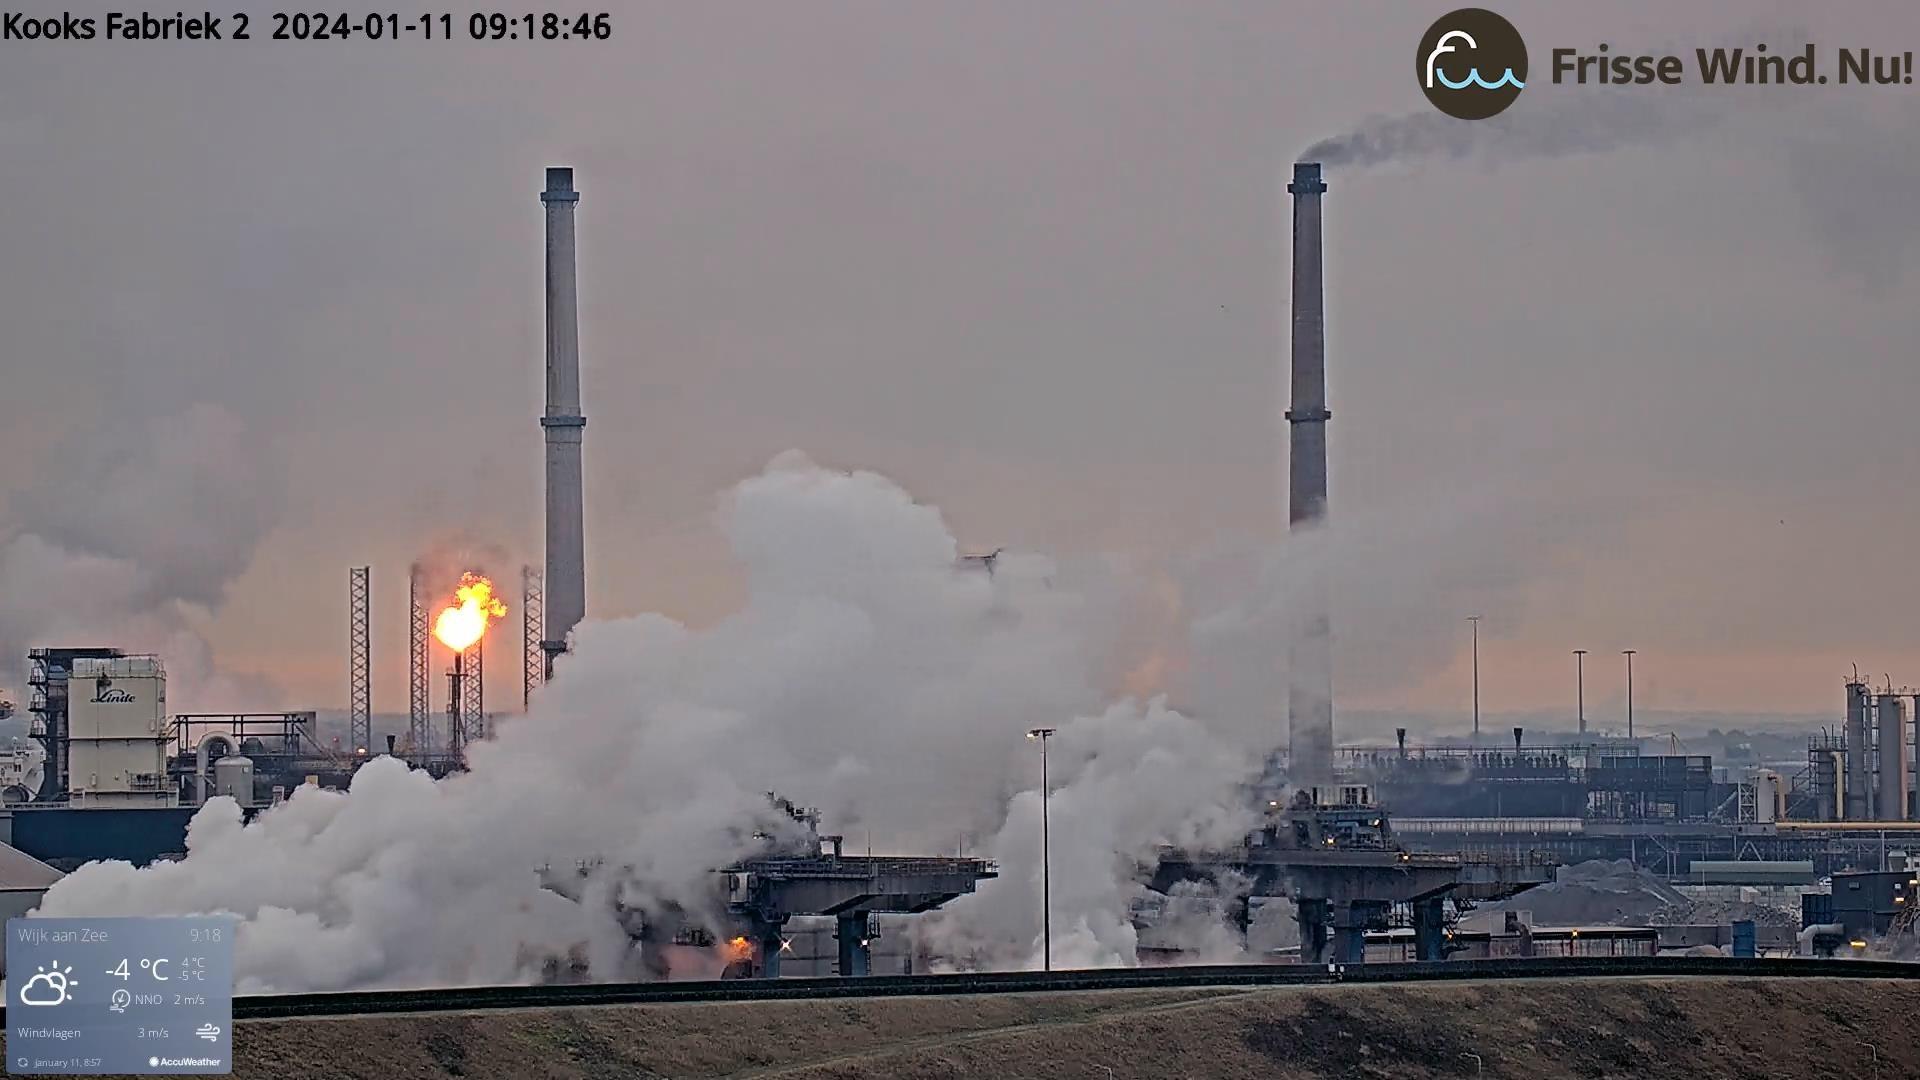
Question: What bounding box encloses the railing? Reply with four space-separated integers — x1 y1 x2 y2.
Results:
1394 817 1585 835
734 855 998 878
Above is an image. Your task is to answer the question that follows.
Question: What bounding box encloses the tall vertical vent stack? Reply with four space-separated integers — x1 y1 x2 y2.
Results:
1879 694 1909 820
1286 162 1334 785
1912 692 1920 820
1844 680 1870 820
541 167 586 675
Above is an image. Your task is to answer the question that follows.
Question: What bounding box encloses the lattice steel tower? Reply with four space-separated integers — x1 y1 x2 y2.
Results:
522 565 545 709
408 564 433 757
460 638 485 742
348 566 372 755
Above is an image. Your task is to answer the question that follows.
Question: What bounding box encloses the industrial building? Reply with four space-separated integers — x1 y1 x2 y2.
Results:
27 648 171 805
1357 923 1660 963
1810 869 1915 941
0 841 63 928
1145 785 1553 965
1348 676 1920 884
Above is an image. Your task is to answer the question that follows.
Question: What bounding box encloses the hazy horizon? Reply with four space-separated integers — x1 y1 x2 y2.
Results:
3 0 1917 732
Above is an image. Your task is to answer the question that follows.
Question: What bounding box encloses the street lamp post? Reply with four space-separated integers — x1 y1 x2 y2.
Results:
1622 650 1637 740
1026 727 1056 971
1467 616 1482 741
1574 649 1587 735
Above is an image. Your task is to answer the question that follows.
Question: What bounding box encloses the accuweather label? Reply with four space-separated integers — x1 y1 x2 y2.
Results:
6 917 234 1075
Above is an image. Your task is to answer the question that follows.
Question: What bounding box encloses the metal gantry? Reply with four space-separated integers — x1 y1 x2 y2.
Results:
460 638 485 742
408 564 433 757
522 565 545 708
348 566 372 755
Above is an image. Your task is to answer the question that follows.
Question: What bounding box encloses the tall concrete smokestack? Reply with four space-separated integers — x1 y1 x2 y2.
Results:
540 167 586 675
1286 161 1333 785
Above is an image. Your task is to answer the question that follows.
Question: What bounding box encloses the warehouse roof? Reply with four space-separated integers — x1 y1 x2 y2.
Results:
0 840 64 891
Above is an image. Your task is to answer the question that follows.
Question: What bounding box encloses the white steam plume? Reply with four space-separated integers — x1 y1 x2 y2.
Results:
37 453 1264 990
922 698 1259 969
0 403 281 709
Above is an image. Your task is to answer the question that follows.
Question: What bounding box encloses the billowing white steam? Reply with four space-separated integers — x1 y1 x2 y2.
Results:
37 453 1261 990
0 402 279 708
925 698 1258 968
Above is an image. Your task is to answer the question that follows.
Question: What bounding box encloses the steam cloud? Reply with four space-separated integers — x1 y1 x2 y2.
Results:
0 403 281 709
37 454 1263 990
927 698 1258 969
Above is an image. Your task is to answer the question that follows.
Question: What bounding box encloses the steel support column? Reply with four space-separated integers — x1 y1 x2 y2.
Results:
754 920 786 980
1297 898 1329 964
835 912 871 977
1413 896 1447 962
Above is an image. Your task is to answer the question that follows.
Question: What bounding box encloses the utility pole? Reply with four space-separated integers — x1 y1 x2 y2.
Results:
1026 727 1056 971
1622 649 1637 740
1468 616 1482 741
1574 649 1587 735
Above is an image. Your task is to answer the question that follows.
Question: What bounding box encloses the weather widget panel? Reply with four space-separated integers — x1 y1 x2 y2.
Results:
6 917 234 1075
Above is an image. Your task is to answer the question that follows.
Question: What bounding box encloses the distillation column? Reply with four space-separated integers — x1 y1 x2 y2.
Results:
1879 694 1909 820
1845 681 1870 820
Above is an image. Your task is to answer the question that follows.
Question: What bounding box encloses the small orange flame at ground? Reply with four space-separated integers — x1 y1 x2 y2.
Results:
723 936 752 962
433 572 507 652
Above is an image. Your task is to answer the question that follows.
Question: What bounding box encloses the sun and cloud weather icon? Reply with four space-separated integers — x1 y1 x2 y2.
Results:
18 962 78 1006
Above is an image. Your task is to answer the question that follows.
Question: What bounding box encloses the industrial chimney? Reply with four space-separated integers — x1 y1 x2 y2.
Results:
1879 694 1909 821
1844 680 1869 820
1286 161 1334 785
541 167 587 675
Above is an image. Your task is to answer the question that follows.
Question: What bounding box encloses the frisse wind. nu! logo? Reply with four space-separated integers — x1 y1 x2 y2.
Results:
1419 9 1528 119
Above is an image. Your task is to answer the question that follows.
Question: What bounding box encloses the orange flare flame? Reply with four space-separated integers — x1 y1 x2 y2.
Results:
433 573 507 652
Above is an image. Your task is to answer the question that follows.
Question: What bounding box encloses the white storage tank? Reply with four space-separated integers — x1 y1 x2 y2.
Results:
212 755 254 808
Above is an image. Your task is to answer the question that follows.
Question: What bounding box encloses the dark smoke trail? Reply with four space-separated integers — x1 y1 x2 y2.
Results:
1306 25 1814 169
1301 88 1730 169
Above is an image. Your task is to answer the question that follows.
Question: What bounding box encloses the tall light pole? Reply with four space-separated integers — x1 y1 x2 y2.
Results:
1622 650 1637 740
1467 616 1482 741
1026 727 1056 971
1573 649 1587 735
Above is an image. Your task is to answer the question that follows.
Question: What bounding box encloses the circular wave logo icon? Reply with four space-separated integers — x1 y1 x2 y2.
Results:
1419 8 1527 119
